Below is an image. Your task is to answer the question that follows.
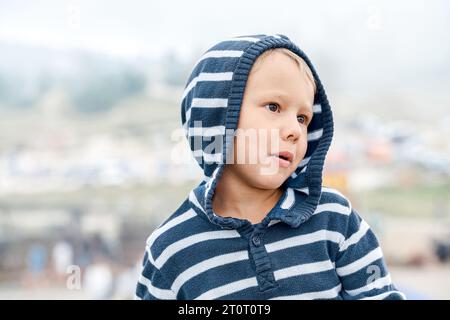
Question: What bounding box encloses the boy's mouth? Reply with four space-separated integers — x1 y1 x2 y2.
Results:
269 151 294 168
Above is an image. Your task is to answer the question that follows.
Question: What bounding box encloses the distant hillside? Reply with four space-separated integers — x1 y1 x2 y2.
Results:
0 42 189 113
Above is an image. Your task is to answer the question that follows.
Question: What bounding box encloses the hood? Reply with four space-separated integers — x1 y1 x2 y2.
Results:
180 33 334 230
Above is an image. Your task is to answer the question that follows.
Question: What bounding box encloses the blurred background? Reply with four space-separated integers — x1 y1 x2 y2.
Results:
0 0 449 299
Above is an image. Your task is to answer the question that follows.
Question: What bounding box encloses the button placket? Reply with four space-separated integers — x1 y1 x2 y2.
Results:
248 230 277 292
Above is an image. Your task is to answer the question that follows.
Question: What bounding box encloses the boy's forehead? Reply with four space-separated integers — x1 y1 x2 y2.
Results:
246 77 315 110
249 55 309 86
251 50 296 74
248 49 316 99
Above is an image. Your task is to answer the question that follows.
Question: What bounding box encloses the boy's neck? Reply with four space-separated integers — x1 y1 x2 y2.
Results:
212 166 284 225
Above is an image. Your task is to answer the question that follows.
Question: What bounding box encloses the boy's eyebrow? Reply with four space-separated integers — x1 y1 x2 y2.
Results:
262 91 313 114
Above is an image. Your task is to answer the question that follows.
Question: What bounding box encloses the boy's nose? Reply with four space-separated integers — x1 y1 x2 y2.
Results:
280 114 302 143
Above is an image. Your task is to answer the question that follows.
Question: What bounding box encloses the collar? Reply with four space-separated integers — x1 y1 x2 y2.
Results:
188 166 315 230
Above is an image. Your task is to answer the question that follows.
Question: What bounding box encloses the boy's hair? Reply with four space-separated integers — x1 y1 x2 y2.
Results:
251 48 317 95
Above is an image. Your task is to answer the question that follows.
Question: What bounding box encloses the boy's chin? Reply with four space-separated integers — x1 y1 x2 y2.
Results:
253 169 291 190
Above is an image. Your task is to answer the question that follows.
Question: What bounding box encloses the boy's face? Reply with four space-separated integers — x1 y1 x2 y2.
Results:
228 51 315 190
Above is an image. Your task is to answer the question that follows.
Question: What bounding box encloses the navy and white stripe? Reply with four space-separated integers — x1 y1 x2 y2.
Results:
136 34 405 300
136 187 405 300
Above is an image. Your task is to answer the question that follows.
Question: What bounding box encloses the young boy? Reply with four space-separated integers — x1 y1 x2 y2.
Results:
135 34 406 300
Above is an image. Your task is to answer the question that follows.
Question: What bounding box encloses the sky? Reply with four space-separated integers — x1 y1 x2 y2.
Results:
0 0 449 92
0 0 448 59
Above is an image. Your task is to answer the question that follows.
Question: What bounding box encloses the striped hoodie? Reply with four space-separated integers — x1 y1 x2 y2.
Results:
135 34 406 300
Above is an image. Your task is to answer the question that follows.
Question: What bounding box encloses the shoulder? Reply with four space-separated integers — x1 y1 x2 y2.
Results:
311 186 361 227
319 186 352 208
316 186 354 216
143 197 222 269
144 199 198 261
316 186 369 236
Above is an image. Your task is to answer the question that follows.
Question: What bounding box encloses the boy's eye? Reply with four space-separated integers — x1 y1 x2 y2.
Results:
265 103 279 113
297 115 307 124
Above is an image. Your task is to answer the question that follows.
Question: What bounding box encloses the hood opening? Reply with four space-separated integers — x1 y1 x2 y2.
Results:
182 34 334 230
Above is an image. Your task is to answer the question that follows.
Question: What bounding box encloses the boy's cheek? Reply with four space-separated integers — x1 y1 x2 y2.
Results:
294 142 308 165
